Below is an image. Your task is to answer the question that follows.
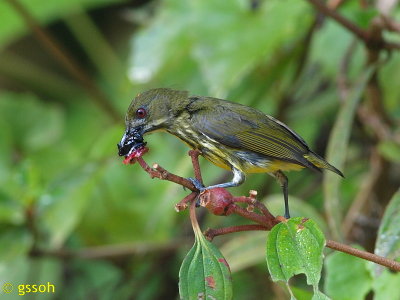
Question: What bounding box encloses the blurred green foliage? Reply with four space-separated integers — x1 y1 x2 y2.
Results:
0 0 400 299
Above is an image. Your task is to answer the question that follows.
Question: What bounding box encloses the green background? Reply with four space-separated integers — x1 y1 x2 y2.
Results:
0 0 399 299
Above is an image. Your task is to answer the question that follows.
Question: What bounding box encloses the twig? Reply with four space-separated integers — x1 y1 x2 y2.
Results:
175 192 197 212
326 240 400 271
5 0 121 122
327 0 347 9
204 225 269 241
189 150 203 183
307 0 370 42
305 0 400 50
381 14 400 33
205 230 400 272
133 151 400 272
136 153 281 228
230 204 278 229
136 157 197 191
232 190 276 220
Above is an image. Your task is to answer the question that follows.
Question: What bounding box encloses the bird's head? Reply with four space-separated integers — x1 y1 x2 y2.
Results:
117 88 188 157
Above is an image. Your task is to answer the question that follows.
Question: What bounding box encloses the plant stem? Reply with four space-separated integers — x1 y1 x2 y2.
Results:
132 151 400 272
326 240 400 271
204 225 269 240
305 0 400 50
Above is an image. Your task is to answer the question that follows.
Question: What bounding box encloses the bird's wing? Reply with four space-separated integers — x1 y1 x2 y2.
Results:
190 101 312 166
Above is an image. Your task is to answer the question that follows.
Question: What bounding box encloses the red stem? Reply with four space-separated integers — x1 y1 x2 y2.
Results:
205 224 269 240
134 152 400 272
189 150 203 184
326 240 400 271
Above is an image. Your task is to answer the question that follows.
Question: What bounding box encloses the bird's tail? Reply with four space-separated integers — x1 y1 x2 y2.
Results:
303 151 344 177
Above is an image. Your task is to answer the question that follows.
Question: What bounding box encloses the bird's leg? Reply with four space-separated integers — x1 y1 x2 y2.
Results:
273 170 290 219
188 167 246 191
188 167 245 207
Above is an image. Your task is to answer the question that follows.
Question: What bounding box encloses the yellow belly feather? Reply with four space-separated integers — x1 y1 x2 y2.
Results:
169 125 305 174
243 160 305 173
202 147 305 174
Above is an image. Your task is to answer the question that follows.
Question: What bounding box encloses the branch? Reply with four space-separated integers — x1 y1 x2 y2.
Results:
204 223 400 272
204 224 269 240
205 227 400 272
189 150 203 183
307 0 370 42
136 156 197 192
326 240 400 271
133 150 400 272
305 0 400 50
327 0 347 9
381 14 400 33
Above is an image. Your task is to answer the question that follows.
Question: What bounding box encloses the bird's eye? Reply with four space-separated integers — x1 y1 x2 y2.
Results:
136 108 147 118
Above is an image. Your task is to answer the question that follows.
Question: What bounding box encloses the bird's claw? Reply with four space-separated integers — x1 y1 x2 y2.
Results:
188 177 206 192
188 178 206 207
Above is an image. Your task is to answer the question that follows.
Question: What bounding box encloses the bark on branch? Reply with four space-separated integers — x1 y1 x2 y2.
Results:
134 150 400 272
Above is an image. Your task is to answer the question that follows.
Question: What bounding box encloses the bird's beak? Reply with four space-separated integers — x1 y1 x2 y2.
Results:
117 127 146 157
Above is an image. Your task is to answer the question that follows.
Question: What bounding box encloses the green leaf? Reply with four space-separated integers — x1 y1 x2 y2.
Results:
129 0 191 84
341 1 378 29
66 260 122 300
380 52 400 112
264 194 328 233
0 227 32 262
312 291 331 300
220 186 330 276
87 125 125 160
179 242 197 299
266 217 326 296
290 285 313 300
190 0 312 95
374 189 400 274
1 160 46 210
373 269 400 300
40 164 98 248
0 256 62 300
324 247 373 300
378 140 400 163
179 231 232 300
323 65 376 241
0 93 63 153
0 192 25 225
129 0 312 95
0 0 126 47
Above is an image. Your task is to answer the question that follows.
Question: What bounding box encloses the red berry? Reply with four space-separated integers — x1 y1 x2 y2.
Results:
199 188 233 216
122 146 149 164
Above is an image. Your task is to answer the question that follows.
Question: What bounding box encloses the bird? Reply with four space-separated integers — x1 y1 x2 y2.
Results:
118 88 343 218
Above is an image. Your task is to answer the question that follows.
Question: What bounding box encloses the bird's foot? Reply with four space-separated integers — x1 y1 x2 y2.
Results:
188 178 206 207
188 177 206 192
